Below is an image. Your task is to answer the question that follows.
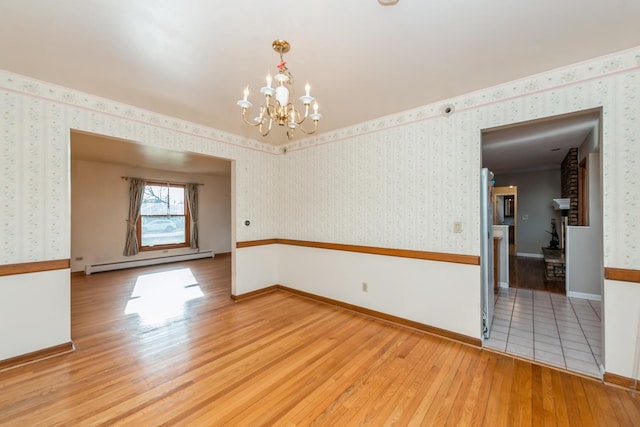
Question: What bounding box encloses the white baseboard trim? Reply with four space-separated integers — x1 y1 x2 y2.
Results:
85 251 214 275
499 281 509 288
517 252 544 259
567 291 602 301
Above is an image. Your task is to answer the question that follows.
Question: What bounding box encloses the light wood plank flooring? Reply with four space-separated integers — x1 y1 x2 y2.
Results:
1 255 639 425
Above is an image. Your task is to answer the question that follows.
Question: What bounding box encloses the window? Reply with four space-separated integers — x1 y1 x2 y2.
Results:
138 182 190 250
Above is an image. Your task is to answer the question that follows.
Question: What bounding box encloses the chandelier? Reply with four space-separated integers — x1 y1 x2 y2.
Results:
237 40 321 140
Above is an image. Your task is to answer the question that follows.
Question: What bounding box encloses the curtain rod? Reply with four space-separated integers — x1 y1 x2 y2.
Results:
121 176 204 186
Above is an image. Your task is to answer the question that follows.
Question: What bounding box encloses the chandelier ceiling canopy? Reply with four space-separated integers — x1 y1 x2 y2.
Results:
237 40 321 141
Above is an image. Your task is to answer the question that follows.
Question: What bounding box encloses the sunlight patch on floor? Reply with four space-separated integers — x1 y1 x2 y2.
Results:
125 268 204 325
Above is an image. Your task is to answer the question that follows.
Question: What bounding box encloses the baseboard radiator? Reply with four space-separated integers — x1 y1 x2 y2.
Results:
84 251 214 275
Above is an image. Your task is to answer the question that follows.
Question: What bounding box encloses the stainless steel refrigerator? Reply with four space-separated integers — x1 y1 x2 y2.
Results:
480 168 495 339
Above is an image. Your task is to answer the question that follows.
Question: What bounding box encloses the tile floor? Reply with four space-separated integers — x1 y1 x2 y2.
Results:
484 287 602 378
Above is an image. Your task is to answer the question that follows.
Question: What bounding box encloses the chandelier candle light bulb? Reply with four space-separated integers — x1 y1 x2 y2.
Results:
275 85 289 107
237 39 322 140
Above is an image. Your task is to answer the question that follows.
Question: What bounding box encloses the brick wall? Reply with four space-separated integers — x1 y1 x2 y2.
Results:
561 147 579 226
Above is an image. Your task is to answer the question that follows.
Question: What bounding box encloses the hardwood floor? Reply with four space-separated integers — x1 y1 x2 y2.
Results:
510 255 566 294
1 255 639 425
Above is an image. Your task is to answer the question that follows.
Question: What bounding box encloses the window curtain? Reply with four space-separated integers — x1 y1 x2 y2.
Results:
122 178 145 256
186 183 199 249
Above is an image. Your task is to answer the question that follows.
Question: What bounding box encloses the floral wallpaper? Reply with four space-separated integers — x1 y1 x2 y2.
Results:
280 47 640 268
1 46 639 269
0 71 279 265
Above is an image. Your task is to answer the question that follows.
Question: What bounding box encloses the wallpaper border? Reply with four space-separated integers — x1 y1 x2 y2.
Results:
2 46 637 157
285 46 640 152
0 70 278 155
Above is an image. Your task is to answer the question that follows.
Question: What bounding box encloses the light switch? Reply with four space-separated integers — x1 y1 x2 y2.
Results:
522 215 528 220
453 221 462 233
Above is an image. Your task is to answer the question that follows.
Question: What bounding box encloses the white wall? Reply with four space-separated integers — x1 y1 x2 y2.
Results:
0 270 70 360
280 47 640 375
0 72 280 268
579 128 598 165
566 151 602 298
70 159 231 272
276 110 483 340
605 280 640 380
566 226 601 298
495 170 562 255
0 69 279 361
277 245 480 339
235 245 279 294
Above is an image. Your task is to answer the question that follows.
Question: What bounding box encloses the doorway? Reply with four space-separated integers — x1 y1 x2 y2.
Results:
480 109 604 378
69 130 234 339
493 186 517 258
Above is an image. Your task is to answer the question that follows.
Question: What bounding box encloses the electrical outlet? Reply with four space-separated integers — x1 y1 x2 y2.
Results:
522 214 529 220
362 282 368 292
453 221 462 233
74 256 83 261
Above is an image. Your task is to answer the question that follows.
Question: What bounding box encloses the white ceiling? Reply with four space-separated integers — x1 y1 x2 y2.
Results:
482 110 601 174
2 1 639 169
71 131 231 176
